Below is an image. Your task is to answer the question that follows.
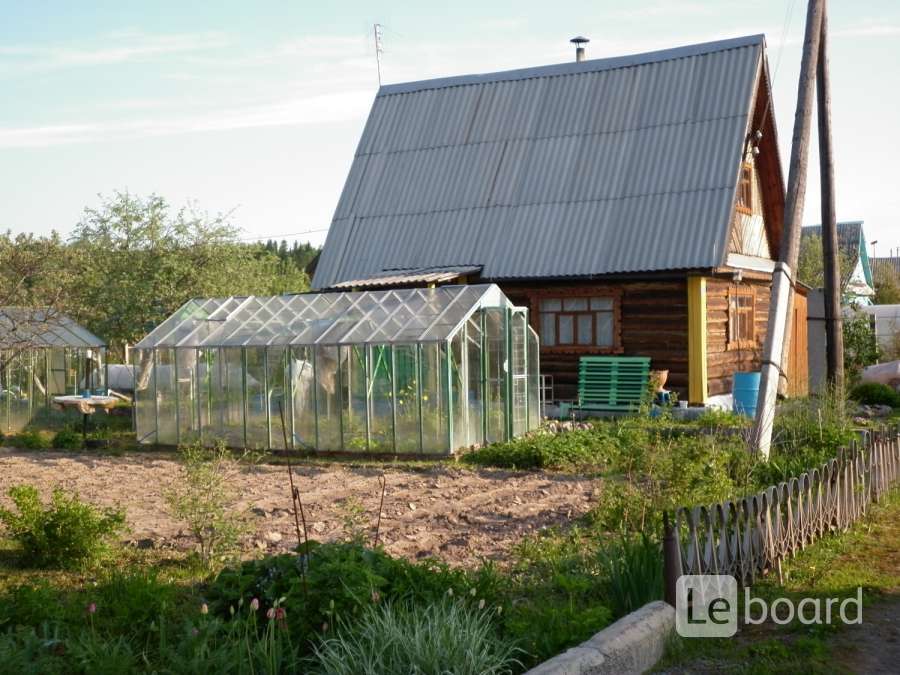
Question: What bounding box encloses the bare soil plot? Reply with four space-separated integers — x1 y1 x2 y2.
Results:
0 449 597 566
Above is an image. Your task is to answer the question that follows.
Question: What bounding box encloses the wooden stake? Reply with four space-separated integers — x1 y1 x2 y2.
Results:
817 4 844 391
753 0 825 458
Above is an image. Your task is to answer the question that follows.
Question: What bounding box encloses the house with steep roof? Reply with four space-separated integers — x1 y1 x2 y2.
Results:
314 34 808 403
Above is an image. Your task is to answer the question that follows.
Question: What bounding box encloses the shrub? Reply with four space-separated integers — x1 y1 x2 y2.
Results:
0 485 126 568
462 427 613 471
849 382 900 408
164 442 249 570
312 600 522 675
51 428 83 451
206 542 502 655
11 430 50 450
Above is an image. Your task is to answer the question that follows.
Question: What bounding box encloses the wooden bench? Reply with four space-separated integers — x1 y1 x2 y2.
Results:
574 356 651 414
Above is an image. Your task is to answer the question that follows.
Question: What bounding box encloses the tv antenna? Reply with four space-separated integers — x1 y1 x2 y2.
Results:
374 23 384 86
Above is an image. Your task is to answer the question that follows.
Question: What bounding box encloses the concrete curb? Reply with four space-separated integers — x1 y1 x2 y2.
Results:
525 601 675 675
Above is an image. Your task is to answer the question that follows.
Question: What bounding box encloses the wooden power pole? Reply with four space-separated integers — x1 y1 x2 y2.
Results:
752 0 825 458
817 4 844 390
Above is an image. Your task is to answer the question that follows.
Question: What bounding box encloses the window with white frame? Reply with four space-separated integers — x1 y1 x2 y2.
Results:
538 297 616 348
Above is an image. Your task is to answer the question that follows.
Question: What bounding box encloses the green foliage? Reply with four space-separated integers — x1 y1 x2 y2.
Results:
849 382 900 408
10 430 50 450
461 427 611 471
597 534 664 617
873 264 900 305
796 232 855 291
163 442 249 570
66 192 311 359
206 541 502 655
843 310 880 380
312 600 522 675
0 485 125 569
51 428 83 451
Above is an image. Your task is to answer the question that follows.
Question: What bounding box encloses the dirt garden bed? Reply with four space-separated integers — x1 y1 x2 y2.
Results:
0 448 597 566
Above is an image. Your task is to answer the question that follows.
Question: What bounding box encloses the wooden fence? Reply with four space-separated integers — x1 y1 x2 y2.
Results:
663 426 900 600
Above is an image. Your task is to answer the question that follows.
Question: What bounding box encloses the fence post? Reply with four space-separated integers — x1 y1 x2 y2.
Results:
663 511 681 607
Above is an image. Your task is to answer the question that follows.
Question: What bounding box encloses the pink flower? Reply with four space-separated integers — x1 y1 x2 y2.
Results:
266 608 276 620
86 603 97 615
274 607 286 621
250 598 260 611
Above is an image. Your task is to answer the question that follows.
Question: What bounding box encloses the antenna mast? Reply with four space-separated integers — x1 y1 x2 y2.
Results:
374 23 384 86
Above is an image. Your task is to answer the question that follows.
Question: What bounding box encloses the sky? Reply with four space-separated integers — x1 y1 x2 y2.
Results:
1 1 899 258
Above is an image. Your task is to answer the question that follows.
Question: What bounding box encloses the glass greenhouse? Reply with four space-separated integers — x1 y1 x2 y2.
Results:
0 309 107 432
133 284 540 454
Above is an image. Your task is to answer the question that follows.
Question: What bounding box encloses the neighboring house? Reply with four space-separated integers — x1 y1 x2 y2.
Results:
314 34 808 403
800 221 875 305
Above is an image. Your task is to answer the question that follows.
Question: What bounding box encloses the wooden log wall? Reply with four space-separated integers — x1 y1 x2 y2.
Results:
502 279 689 401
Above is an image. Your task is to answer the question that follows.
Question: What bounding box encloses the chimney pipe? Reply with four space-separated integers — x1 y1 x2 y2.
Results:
570 36 589 62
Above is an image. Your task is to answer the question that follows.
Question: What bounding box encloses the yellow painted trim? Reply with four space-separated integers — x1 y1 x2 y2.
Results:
687 277 708 404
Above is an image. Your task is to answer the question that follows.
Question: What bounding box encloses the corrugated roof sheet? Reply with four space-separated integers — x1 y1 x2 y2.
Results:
327 265 482 290
801 221 863 269
313 34 766 290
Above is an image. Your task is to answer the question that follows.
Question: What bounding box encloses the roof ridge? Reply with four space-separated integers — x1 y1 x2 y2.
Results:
378 34 765 96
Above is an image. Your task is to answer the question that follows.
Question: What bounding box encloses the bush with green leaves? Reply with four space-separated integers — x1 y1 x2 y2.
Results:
462 426 614 471
0 485 125 568
597 533 663 617
163 441 249 570
10 429 50 450
51 427 83 451
206 541 503 655
849 382 900 408
312 600 522 675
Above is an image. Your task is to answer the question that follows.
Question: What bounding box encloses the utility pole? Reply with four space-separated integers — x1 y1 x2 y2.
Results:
817 3 843 390
752 0 825 458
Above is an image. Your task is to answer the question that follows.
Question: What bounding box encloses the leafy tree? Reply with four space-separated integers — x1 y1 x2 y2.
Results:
67 192 310 359
873 265 900 304
842 309 880 380
797 233 853 291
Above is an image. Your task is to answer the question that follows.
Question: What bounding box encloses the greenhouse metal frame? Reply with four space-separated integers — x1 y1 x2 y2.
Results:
0 309 107 432
133 284 540 454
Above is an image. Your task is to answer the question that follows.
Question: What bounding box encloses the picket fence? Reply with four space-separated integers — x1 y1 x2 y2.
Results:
663 426 900 598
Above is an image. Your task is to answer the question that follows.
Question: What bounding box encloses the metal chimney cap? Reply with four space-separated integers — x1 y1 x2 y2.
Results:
570 36 590 45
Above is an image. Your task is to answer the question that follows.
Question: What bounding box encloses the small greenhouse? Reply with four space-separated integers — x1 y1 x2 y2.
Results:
133 284 540 454
0 309 107 432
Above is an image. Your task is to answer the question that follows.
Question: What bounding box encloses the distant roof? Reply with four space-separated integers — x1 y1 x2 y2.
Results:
327 266 482 291
0 308 104 349
873 257 900 278
134 285 511 348
801 221 864 266
314 34 773 289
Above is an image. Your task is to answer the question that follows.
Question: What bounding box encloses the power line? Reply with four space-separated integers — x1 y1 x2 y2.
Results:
239 228 329 242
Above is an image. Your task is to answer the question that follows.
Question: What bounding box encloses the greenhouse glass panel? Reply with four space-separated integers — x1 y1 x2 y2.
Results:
527 328 541 430
484 308 507 444
368 344 394 452
291 346 316 449
0 310 109 433
133 285 538 454
315 345 341 450
134 350 156 443
465 314 484 447
392 344 420 453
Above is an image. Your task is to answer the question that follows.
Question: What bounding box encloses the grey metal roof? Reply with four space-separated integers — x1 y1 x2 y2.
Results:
0 308 105 349
327 265 482 290
313 35 767 289
134 284 512 349
801 221 863 268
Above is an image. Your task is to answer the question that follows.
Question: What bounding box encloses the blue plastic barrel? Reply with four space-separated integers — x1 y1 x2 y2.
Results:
732 371 761 418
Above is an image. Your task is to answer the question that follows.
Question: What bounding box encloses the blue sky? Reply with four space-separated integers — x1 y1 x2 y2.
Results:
2 1 899 256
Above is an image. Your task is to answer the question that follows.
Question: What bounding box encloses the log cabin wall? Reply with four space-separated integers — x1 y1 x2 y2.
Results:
500 279 689 401
705 278 769 397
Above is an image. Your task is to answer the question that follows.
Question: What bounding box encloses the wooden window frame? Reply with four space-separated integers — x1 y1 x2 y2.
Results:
736 162 753 215
727 284 756 350
528 288 623 354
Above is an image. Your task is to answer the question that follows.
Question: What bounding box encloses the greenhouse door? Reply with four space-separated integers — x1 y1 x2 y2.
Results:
509 309 529 438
